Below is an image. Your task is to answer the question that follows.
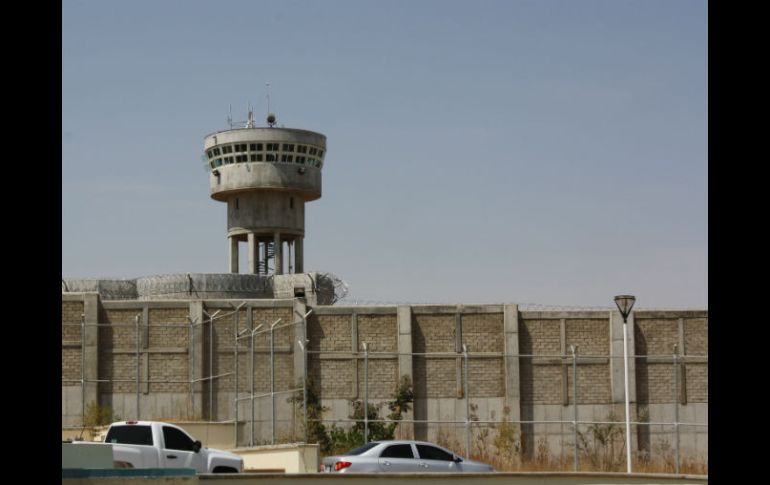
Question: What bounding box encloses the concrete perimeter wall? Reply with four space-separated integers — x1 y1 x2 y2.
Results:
62 294 707 461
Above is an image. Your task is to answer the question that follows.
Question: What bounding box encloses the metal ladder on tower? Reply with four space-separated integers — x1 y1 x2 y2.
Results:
258 242 275 275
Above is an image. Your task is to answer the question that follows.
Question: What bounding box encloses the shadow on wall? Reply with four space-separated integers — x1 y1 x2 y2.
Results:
412 321 428 442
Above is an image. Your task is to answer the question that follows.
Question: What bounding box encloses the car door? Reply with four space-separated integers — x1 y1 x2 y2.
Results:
377 443 420 472
161 426 204 472
415 444 459 472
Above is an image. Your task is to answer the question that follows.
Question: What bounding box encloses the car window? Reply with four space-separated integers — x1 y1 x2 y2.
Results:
345 442 380 456
162 426 195 451
380 444 415 459
105 425 153 446
416 444 454 461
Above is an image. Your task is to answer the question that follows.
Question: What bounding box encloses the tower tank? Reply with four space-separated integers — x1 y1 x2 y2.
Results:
203 113 326 275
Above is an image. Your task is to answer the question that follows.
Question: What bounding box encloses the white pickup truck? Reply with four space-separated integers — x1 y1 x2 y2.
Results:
101 421 243 473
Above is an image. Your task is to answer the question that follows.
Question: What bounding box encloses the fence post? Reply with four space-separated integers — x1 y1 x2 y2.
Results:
363 342 369 444
210 313 214 420
135 314 141 420
673 344 680 475
463 344 470 458
234 307 239 447
299 338 309 443
571 345 578 472
268 318 282 444
81 313 86 425
250 326 255 446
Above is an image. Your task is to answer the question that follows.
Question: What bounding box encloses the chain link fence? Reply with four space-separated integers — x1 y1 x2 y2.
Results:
62 308 707 474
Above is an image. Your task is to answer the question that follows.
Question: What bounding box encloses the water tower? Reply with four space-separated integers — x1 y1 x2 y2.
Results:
203 111 326 275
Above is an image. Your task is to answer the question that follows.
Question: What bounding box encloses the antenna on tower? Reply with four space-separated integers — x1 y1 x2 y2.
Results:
247 101 254 128
227 104 233 129
265 82 271 115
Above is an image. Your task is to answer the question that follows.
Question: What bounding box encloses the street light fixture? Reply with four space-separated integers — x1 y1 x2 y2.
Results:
614 294 636 474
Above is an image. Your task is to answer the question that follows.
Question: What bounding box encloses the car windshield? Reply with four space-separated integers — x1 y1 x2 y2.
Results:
344 442 380 456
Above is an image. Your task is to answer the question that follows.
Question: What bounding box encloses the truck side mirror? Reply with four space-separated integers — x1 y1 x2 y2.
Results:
193 440 202 453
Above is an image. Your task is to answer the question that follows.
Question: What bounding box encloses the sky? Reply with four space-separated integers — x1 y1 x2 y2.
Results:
62 0 707 309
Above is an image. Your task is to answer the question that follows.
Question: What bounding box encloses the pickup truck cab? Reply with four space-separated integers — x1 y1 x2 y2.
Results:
103 421 243 473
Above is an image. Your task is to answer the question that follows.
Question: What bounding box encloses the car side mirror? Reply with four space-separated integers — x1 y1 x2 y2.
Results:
193 440 202 453
453 455 463 463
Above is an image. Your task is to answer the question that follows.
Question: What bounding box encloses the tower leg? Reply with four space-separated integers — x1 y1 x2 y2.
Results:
247 233 257 274
295 237 304 273
229 236 239 273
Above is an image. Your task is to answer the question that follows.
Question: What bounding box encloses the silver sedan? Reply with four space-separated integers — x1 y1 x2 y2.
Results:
322 440 494 473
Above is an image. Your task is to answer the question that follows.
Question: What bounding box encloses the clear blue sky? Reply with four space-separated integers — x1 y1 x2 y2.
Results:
62 0 707 309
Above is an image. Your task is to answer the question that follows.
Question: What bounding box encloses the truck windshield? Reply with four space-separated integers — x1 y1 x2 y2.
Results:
105 425 153 446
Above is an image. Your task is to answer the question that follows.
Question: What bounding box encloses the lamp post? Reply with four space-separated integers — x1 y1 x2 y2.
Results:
614 295 636 474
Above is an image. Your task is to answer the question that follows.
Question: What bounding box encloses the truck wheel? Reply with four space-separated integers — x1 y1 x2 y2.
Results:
212 467 238 473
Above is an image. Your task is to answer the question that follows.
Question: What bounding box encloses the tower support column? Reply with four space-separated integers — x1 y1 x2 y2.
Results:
229 236 239 273
247 233 257 274
295 237 304 273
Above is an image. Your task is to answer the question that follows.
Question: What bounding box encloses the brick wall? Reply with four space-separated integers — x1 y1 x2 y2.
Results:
99 309 142 393
62 300 85 381
413 357 456 398
308 314 351 352
684 318 708 355
521 363 562 404
62 348 82 381
686 363 707 402
566 364 611 404
520 319 562 404
210 306 294 394
634 315 708 404
565 319 609 356
462 313 504 398
520 319 561 356
62 301 83 340
357 358 398 399
636 362 674 404
148 354 188 393
357 315 397 352
62 297 708 428
413 314 457 398
461 313 503 352
467 357 504 397
635 318 678 355
356 314 398 399
310 358 354 398
684 317 708 403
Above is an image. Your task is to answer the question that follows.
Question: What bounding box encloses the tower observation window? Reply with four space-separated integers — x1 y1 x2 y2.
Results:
222 145 233 154
266 153 276 162
207 150 213 159
282 143 295 152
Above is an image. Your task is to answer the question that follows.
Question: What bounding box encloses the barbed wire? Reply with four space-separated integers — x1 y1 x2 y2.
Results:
334 296 705 312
